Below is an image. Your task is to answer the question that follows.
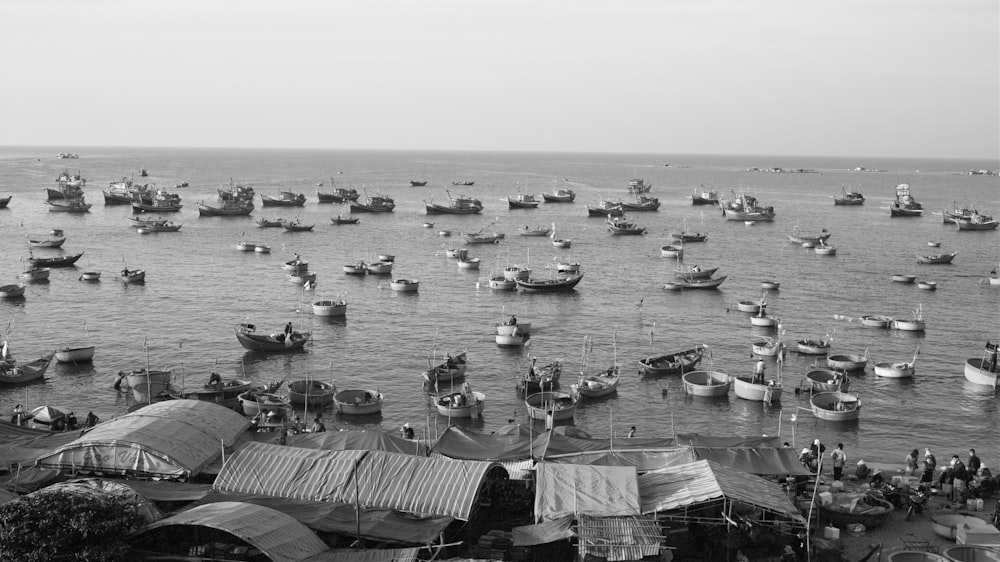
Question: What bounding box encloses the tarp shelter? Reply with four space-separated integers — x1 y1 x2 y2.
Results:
0 422 79 467
544 447 696 472
533 462 640 522
136 501 329 562
693 447 812 476
638 459 805 525
35 400 249 479
29 478 163 523
286 429 429 456
214 441 506 520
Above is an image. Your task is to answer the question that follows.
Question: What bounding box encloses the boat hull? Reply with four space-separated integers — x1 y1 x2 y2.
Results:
860 315 892 328
234 325 310 352
55 345 95 363
312 300 347 317
873 361 914 378
826 354 868 371
525 391 577 421
639 345 706 376
803 369 851 392
964 358 998 387
515 273 583 292
287 380 335 407
334 389 383 415
733 376 782 403
682 370 731 397
811 391 861 421
389 279 419 292
436 391 486 418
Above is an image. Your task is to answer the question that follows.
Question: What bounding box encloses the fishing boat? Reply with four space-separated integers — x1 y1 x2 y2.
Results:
237 387 291 419
787 227 832 245
801 369 851 392
456 256 481 270
28 252 84 268
137 221 182 233
131 190 183 213
587 200 624 217
832 186 865 206
237 239 257 252
234 322 311 352
889 183 923 217
47 198 92 213
425 192 483 214
555 258 580 273
255 217 284 228
452 180 475 186
218 181 255 202
638 345 707 376
621 194 661 212
542 188 576 202
814 241 837 255
749 307 779 328
120 268 146 284
889 306 925 332
860 315 892 328
312 298 347 317
435 382 486 418
524 390 578 422
197 198 254 216
330 214 360 225
663 275 727 290
55 320 96 363
0 284 26 298
28 230 67 248
343 261 366 275
288 271 317 285
518 225 552 236
572 368 620 398
364 261 393 275
514 272 583 292
682 370 731 397
964 342 998 387
261 191 306 206
0 195 11 208
760 280 780 290
627 177 651 193
317 184 360 203
660 244 684 258
283 254 309 272
409 180 427 187
721 191 776 221
672 266 718 282
481 273 517 290
732 373 782 403
180 377 254 408
519 357 561 393
670 230 708 242
916 281 937 291
891 274 916 283
916 252 957 264
423 351 468 385
751 337 784 357
872 347 919 378
606 214 646 235
126 215 169 228
735 300 762 313
333 387 384 415
797 338 832 355
0 353 54 385
495 326 527 347
826 351 869 371
811 391 861 421
281 219 315 232
78 271 101 282
287 379 336 407
21 266 50 282
389 279 419 292
691 188 720 206
254 245 270 254
955 211 999 230
507 191 540 209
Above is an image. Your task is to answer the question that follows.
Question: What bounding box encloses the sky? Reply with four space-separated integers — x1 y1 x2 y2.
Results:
2 0 997 159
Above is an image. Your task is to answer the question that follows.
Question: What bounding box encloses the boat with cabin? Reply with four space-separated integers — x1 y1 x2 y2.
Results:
350 193 395 213
627 178 651 193
832 186 865 206
317 185 360 203
955 211 999 230
261 191 306 207
606 214 646 235
621 194 661 212
691 188 720 206
507 191 540 209
542 188 576 202
889 183 923 217
721 191 776 221
964 342 998 387
425 192 484 214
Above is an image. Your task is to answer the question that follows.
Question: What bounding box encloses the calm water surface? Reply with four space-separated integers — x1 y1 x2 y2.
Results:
1 148 998 466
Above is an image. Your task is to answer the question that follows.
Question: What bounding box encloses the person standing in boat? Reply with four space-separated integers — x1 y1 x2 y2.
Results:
85 411 99 428
753 358 766 384
507 315 517 326
11 404 26 426
401 422 415 440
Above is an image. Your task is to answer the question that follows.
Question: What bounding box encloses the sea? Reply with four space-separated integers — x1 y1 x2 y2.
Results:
1 147 998 468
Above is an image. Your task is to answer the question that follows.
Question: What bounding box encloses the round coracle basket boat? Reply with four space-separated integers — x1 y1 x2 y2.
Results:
818 492 893 529
886 552 948 562
931 513 993 540
941 545 1000 562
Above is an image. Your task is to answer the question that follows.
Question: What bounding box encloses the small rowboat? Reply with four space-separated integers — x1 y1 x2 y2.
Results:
236 241 256 251
735 300 761 313
860 315 892 328
890 318 925 332
289 272 317 285
663 275 726 290
811 391 861 421
120 268 146 284
435 383 485 418
572 368 621 399
801 369 850 392
916 251 957 265
456 257 481 270
682 370 731 397
760 280 780 290
752 337 783 357
330 215 360 225
797 338 831 355
312 299 347 317
814 243 837 256
891 274 916 283
287 379 335 407
674 266 719 280
916 281 937 291
254 245 270 254
0 353 54 385
0 283 26 299
22 267 50 281
639 345 706 376
660 244 684 258
423 352 468 385
732 375 782 403
389 279 419 292
525 391 577 422
234 322 311 352
78 271 101 282
964 357 998 387
333 388 383 415
873 348 917 378
365 261 393 275
283 257 309 272
827 352 868 372
481 275 516 290
55 345 95 363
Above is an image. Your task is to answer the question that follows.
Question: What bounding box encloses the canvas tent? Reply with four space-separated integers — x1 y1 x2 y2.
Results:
285 429 429 456
35 400 248 479
533 462 641 522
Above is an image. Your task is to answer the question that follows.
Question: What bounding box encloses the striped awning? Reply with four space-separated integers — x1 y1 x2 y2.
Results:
576 514 662 562
213 442 504 520
302 547 420 562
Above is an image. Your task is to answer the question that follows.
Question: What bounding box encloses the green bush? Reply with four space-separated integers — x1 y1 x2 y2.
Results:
0 490 145 562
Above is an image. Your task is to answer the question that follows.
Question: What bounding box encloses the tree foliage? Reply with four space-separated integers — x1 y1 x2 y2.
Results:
0 490 145 562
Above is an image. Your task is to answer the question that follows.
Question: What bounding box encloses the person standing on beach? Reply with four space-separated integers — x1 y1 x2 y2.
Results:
831 443 846 481
921 449 937 483
951 455 968 502
904 448 919 476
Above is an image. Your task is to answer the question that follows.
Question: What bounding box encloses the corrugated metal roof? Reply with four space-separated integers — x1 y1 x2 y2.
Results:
140 501 328 562
34 400 249 478
577 514 662 562
302 547 420 562
214 442 504 520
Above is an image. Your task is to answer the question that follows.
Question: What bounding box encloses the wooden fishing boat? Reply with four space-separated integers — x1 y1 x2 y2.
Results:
197 198 254 216
463 231 505 244
55 345 95 363
456 256 481 270
832 187 865 206
507 192 540 209
663 275 727 290
287 379 336 407
587 200 624 217
389 278 419 292
425 192 483 214
916 281 937 290
751 337 783 357
78 271 101 282
811 391 861 421
721 191 776 221
255 217 284 228
788 227 832 245
281 219 315 232
827 352 868 372
627 177 651 193
797 338 831 355
916 252 957 265
819 493 893 529
261 191 306 206
234 322 311 352
481 274 517 290
955 211 999 230
814 242 837 255
349 193 396 212
542 188 575 202
525 391 577 421
330 214 360 225
452 180 475 186
518 358 561 393
312 298 347 317
317 185 359 203
495 327 527 347
47 198 92 213
621 194 661 211
446 248 468 259
21 266 50 282
732 375 782 403
435 383 485 418
410 180 427 187
660 244 684 258
801 369 851 392
670 231 708 242
572 367 620 398
131 190 182 213
116 368 173 390
0 353 54 385
873 347 918 378
860 315 892 328
749 310 779 328
890 307 925 332
29 230 67 248
236 239 256 251
682 370 731 397
423 351 468 385
126 215 169 228
515 273 583 292
889 183 923 217
964 346 998 387
237 386 289 418
333 388 384 415
518 225 552 236
283 255 309 272
691 189 720 206
365 261 393 275
607 214 646 235
890 274 917 283
735 300 762 313
120 268 146 284
180 377 254 408
137 221 182 233
555 260 580 273
0 283 26 298
552 237 572 248
342 262 366 275
674 266 719 281
29 252 84 268
639 345 706 376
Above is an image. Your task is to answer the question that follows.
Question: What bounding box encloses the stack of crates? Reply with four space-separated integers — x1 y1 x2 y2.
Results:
477 530 514 560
